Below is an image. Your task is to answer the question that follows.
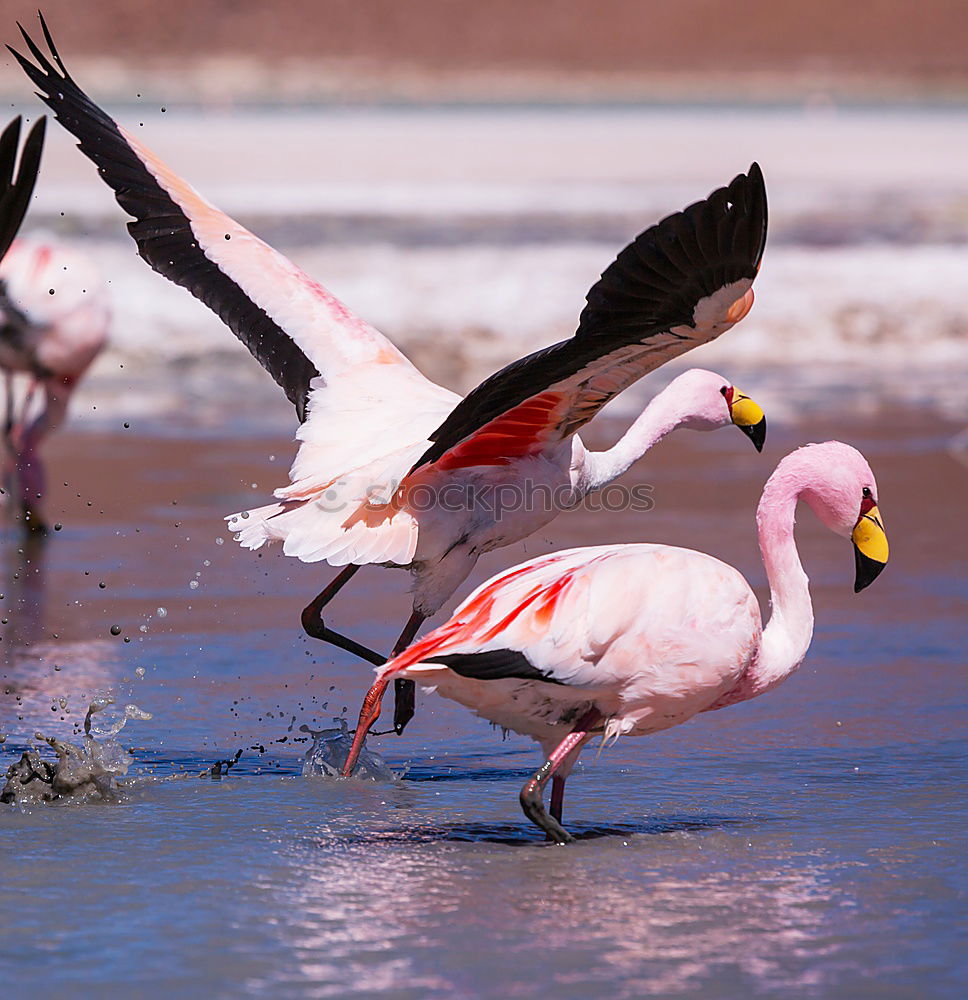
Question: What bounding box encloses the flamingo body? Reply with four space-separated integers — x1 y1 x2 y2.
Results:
0 238 109 528
0 239 108 380
395 542 761 749
343 442 889 840
231 367 761 619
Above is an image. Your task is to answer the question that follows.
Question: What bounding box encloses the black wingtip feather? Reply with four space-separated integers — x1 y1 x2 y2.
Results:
38 10 68 76
577 162 768 342
0 114 46 264
413 164 770 471
425 649 565 686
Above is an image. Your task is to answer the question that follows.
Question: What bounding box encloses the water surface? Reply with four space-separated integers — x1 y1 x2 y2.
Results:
0 413 964 998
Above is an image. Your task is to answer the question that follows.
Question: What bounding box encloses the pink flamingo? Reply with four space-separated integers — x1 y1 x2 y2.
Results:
0 112 89 534
12 18 767 729
0 237 110 532
341 442 889 842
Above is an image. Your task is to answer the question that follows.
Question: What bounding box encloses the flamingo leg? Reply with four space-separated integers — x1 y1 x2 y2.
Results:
391 611 426 735
341 674 392 777
301 564 386 667
520 708 602 844
18 377 37 432
302 566 425 734
1 371 14 495
550 775 566 823
16 378 70 535
3 370 14 444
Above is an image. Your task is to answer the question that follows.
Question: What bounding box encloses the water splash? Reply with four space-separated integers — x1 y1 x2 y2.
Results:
0 697 151 805
300 719 396 782
85 698 152 738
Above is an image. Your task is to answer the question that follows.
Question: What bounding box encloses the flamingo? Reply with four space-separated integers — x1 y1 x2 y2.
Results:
0 237 110 532
11 16 767 730
0 111 81 534
340 441 890 843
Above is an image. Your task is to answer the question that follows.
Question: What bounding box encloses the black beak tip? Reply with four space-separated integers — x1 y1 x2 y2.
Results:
741 418 766 453
853 546 886 593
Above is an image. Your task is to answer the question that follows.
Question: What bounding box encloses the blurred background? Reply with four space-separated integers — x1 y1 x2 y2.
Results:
0 9 965 994
0 0 965 432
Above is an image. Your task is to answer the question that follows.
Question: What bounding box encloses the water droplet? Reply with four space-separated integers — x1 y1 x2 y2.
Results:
203 559 211 567
98 582 106 589
240 511 249 519
188 580 199 590
110 625 122 636
215 537 224 546
139 624 148 633
135 667 145 678
156 607 167 618
53 522 62 531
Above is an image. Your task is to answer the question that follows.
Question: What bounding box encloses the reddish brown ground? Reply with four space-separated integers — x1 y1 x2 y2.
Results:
2 0 966 95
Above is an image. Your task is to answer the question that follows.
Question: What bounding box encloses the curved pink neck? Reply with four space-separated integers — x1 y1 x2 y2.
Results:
580 379 692 494
746 463 816 700
712 465 816 710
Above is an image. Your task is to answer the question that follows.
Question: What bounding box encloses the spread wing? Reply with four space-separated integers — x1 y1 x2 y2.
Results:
10 15 435 422
411 164 767 474
0 115 45 264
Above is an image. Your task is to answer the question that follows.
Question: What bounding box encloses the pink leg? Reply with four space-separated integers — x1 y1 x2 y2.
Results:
1 371 14 493
520 707 602 844
341 675 392 777
18 378 37 433
16 378 72 534
550 775 566 823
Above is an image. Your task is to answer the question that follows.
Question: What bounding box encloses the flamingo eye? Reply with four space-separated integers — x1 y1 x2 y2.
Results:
862 487 872 499
720 386 728 396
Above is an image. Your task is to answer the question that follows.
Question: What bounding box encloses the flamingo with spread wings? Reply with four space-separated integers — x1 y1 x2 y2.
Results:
341 442 889 843
11 15 767 731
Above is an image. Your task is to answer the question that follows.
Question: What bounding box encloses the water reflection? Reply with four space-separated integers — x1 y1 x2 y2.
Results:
247 826 856 997
0 535 122 733
1 532 47 653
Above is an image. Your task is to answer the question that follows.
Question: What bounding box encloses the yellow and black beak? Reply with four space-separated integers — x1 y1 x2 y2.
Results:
852 504 889 592
728 388 766 453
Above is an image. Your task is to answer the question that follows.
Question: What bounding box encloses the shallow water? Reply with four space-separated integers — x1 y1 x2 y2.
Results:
0 411 965 997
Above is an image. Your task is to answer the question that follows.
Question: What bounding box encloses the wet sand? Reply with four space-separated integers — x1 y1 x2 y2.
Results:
0 409 964 998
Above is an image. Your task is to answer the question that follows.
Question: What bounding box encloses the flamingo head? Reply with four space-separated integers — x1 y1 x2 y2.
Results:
790 441 890 592
666 368 767 452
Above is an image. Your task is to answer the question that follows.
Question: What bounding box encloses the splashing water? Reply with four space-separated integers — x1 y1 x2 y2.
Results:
0 697 152 805
300 719 396 782
84 698 152 739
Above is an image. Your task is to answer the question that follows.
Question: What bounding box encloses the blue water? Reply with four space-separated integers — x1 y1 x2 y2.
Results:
0 417 965 998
